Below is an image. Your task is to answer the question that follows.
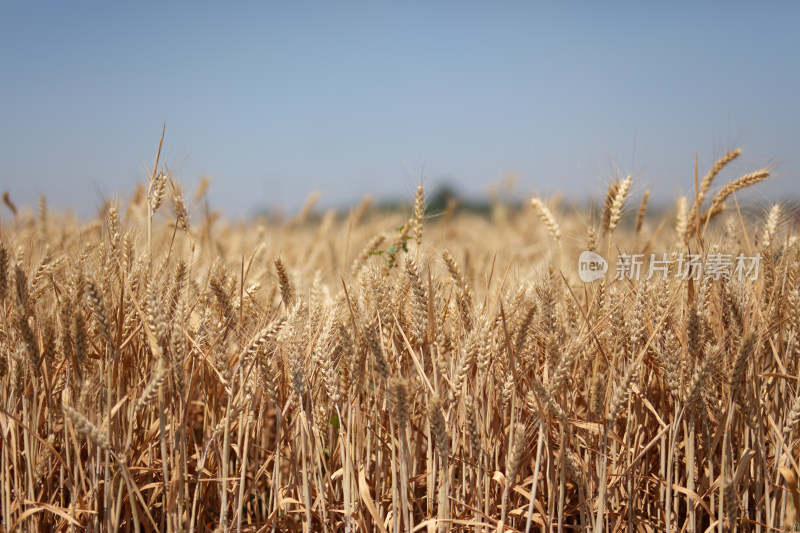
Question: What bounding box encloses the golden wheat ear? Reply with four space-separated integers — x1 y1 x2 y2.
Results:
531 197 561 242
635 190 650 234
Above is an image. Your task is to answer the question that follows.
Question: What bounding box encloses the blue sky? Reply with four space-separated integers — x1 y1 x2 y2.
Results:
1 2 798 217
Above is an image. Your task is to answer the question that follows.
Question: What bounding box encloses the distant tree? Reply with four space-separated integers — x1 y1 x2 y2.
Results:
426 183 461 215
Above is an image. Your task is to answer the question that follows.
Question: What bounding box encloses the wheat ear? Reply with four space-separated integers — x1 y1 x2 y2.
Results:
531 197 561 242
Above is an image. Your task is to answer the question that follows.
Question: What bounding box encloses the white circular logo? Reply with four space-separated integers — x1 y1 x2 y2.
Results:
578 251 607 282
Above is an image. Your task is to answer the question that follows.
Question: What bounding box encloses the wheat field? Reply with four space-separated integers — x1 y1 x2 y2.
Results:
1 146 799 533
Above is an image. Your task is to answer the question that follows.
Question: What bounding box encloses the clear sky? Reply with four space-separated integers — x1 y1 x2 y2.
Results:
1 2 798 217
